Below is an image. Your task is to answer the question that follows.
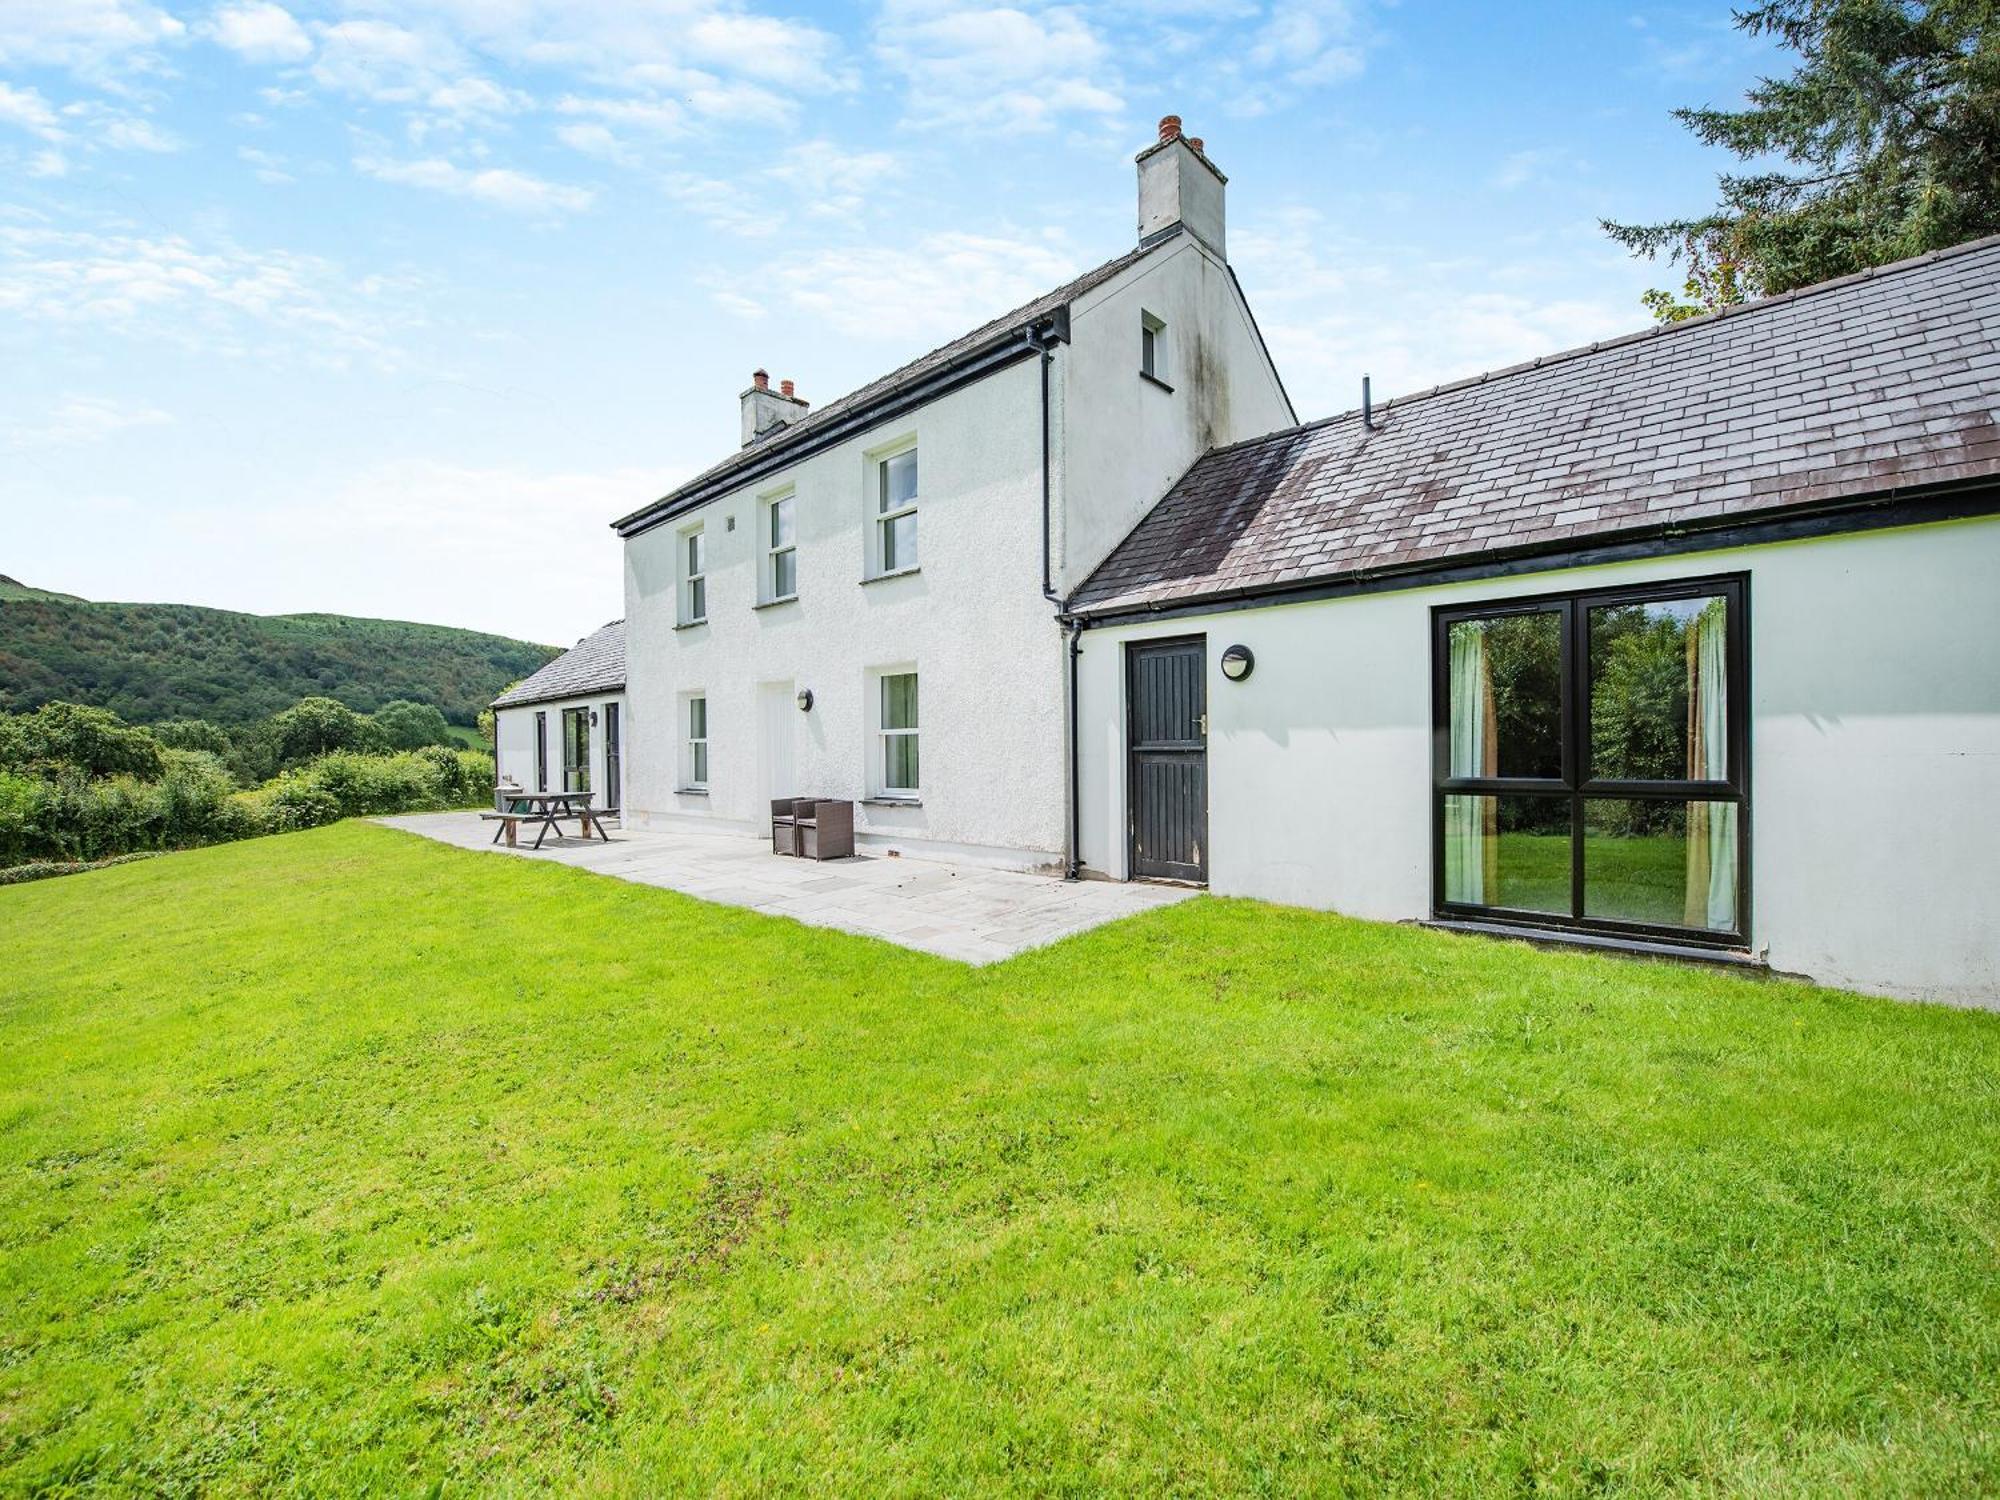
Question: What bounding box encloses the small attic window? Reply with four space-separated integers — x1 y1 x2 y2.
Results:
1140 310 1170 388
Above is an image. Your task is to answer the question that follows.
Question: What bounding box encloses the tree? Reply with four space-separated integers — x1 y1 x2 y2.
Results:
151 719 235 757
1606 0 2000 319
372 699 454 751
0 703 167 780
269 697 383 768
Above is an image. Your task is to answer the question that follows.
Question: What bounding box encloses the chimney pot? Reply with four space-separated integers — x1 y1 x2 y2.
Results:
1187 137 1204 154
780 378 795 398
1158 114 1182 143
752 368 769 390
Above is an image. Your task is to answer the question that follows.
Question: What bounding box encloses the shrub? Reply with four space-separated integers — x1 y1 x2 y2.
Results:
0 852 158 886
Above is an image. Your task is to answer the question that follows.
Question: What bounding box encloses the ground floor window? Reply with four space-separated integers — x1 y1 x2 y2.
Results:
561 707 590 794
685 695 708 791
1432 574 1747 944
534 711 548 792
878 671 919 796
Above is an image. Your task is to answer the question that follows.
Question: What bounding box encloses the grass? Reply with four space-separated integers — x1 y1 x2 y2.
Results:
2 823 1997 1495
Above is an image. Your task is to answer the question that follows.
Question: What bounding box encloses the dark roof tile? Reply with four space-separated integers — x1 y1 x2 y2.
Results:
492 620 624 709
1073 236 2000 614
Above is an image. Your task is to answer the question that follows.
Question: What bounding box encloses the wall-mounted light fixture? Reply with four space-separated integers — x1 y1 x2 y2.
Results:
1219 644 1255 682
589 709 599 726
796 688 814 713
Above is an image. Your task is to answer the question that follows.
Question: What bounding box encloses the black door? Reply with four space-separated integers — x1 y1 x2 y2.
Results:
1128 636 1207 883
603 702 621 812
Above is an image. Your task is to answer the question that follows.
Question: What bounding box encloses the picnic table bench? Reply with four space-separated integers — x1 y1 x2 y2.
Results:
483 789 611 849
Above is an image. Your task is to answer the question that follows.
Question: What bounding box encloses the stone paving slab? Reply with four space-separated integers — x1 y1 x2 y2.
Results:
377 813 1194 964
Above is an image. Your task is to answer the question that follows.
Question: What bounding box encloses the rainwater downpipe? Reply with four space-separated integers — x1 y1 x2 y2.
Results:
1032 319 1085 881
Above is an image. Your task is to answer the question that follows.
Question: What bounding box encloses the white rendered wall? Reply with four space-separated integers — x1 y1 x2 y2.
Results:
1057 236 1294 593
1076 515 2000 1007
493 692 627 807
623 359 1069 867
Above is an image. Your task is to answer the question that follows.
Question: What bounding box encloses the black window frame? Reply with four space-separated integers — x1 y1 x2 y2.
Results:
534 710 548 792
1429 572 1751 949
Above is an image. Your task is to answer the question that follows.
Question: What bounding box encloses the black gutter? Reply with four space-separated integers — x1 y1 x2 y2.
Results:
1073 479 2000 629
614 309 1072 540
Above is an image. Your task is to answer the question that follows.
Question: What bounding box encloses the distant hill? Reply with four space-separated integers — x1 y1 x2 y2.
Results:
0 574 85 604
0 578 560 726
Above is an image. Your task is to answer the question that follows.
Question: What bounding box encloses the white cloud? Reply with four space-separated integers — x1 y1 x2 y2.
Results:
554 121 633 165
665 172 775 236
96 113 180 151
4 393 171 449
310 18 458 102
1246 0 1365 86
873 3 1124 132
205 1 312 64
0 0 184 74
1231 206 1644 415
0 223 408 367
769 228 1080 342
356 154 595 215
554 93 687 136
0 82 63 141
27 148 68 177
767 139 903 218
238 143 293 182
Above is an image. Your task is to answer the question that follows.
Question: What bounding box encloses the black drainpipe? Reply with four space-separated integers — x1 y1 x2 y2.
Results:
1030 318 1086 881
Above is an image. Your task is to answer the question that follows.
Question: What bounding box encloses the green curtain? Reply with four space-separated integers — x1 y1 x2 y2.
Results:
1446 625 1492 905
1683 599 1735 930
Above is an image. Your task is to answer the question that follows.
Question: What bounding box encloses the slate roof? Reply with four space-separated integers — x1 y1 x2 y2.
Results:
612 232 1181 537
1072 235 2000 615
491 620 625 709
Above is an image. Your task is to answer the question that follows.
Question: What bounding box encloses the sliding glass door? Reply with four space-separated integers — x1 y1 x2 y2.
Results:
561 707 590 795
1432 575 1748 945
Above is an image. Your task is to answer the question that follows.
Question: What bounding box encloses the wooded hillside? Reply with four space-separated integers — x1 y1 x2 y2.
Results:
0 579 557 725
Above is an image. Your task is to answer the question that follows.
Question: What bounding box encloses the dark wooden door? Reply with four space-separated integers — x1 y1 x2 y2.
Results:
1128 636 1207 883
603 702 621 811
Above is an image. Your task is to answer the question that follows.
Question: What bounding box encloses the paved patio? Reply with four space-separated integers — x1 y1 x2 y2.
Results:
378 812 1195 964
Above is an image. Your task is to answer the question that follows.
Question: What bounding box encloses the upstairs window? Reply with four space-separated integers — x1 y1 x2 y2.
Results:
680 526 706 624
874 446 918 575
1140 310 1168 385
1433 576 1747 945
765 492 796 602
878 671 919 796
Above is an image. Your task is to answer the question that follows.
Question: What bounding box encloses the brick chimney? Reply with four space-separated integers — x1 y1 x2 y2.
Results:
740 367 809 447
1136 114 1225 258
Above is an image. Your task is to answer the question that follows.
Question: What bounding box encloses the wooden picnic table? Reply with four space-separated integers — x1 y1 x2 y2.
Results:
486 788 610 849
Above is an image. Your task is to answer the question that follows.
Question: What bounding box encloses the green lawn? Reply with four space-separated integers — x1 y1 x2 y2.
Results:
3 824 1997 1494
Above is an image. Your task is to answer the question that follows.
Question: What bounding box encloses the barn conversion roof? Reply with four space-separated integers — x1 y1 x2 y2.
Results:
490 619 624 709
1072 235 2000 617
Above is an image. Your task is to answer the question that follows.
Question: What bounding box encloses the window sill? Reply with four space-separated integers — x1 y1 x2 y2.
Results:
673 618 708 632
861 566 921 586
1139 370 1175 393
862 795 922 808
753 595 799 611
1420 918 1767 972
675 786 709 797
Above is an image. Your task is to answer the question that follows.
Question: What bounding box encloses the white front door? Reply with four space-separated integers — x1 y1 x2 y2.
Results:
758 680 796 806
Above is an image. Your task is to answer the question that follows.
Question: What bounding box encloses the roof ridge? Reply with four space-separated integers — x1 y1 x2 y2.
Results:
1193 232 2000 465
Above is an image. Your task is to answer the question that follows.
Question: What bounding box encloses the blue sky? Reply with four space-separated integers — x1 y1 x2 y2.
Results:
0 0 1779 646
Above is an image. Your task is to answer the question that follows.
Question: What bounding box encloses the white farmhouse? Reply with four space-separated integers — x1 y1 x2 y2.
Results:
612 116 1291 869
496 115 2000 1007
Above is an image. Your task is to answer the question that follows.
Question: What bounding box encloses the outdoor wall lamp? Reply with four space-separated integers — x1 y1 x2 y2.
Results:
1219 644 1255 682
796 688 814 712
589 709 599 725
